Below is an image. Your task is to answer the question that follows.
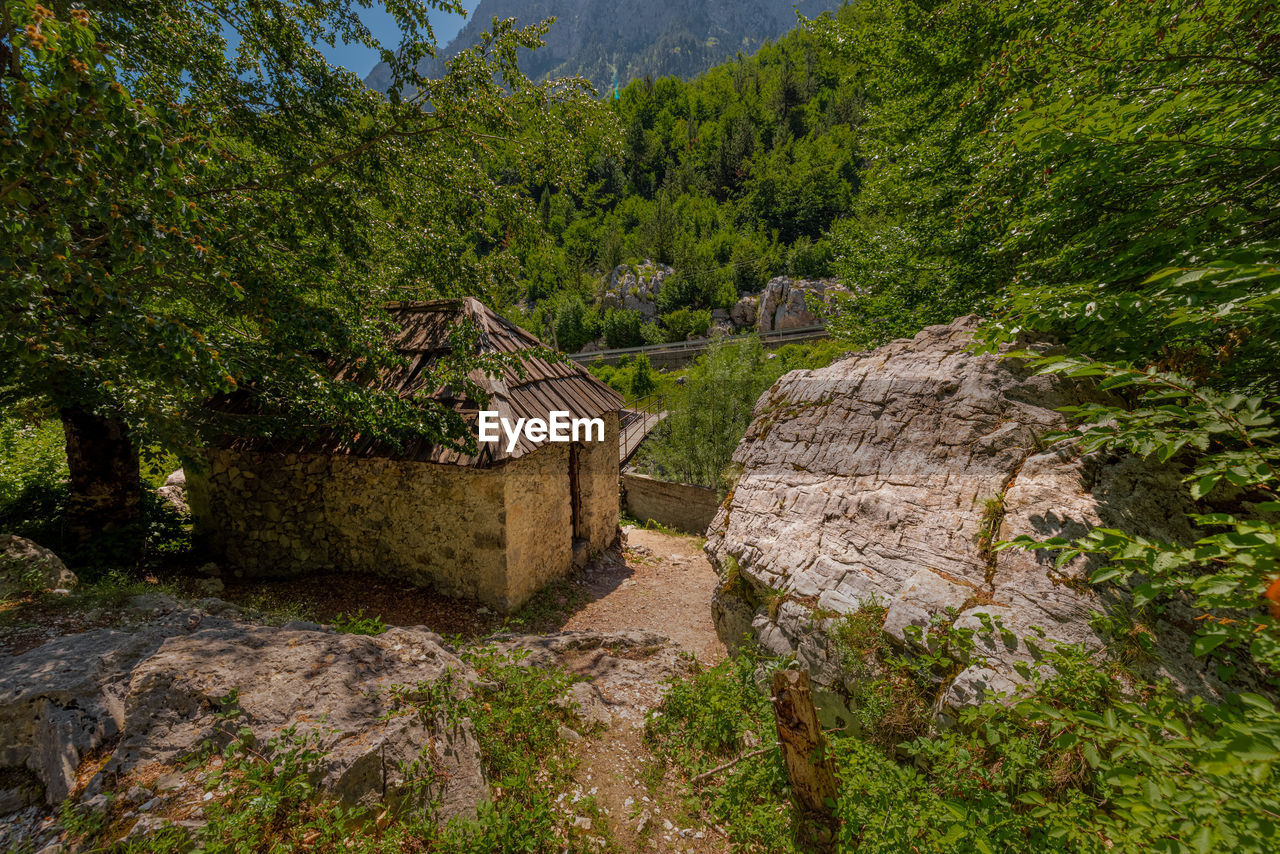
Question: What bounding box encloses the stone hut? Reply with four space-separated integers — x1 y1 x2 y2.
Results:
189 299 624 611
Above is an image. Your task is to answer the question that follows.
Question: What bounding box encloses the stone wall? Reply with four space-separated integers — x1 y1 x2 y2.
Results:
191 451 513 605
574 412 621 550
189 412 622 612
500 443 572 610
621 472 720 535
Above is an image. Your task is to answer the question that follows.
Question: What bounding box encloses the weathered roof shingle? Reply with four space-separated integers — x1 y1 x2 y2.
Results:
222 298 623 467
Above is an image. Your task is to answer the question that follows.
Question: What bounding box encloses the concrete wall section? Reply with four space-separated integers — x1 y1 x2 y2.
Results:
621 472 721 536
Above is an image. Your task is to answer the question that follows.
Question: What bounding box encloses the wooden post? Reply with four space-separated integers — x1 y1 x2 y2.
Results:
772 668 838 850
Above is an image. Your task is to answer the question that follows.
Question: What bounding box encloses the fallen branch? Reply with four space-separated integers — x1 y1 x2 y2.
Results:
690 744 776 785
688 725 845 787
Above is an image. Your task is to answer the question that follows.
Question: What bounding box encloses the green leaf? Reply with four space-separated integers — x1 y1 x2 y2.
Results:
1190 474 1221 500
1081 742 1101 769
1090 566 1123 584
1193 633 1231 657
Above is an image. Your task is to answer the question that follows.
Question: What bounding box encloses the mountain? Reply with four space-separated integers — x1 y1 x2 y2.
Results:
364 0 844 95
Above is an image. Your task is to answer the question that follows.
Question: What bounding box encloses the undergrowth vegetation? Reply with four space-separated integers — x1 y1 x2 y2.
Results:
0 411 188 576
648 615 1280 853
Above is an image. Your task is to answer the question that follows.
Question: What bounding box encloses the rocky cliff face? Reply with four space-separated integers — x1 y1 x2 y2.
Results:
600 260 673 321
365 0 842 95
754 275 845 333
706 317 1250 724
584 266 840 353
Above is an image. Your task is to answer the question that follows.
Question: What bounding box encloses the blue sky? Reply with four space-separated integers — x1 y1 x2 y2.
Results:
315 2 480 76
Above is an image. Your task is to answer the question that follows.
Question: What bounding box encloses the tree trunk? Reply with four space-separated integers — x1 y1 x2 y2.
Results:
772 667 839 851
60 405 144 563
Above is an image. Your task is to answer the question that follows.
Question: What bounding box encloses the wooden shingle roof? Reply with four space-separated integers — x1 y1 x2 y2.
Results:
222 298 623 468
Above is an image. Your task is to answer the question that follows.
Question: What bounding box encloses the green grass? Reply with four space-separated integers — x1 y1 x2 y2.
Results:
501 578 591 631
331 610 387 635
0 569 179 623
620 512 700 540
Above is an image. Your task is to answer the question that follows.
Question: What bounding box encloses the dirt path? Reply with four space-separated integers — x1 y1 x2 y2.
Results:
563 527 727 666
554 528 729 853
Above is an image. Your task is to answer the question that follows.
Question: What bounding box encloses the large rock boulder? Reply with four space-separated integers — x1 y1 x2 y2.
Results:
0 535 76 599
706 317 1243 723
730 294 759 331
0 608 487 822
756 276 846 333
601 260 673 320
155 468 189 515
0 603 239 804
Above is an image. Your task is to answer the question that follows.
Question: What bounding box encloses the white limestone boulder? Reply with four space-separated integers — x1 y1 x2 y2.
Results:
705 316 1250 722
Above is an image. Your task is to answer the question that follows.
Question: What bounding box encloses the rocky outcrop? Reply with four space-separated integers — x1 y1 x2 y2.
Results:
0 600 239 805
710 308 733 337
730 295 758 330
113 624 486 819
490 629 689 729
600 260 673 321
0 536 76 599
706 316 1237 724
756 276 846 333
0 600 487 824
155 468 188 515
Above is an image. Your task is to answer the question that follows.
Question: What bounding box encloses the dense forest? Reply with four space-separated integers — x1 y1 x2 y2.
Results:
3 0 1280 852
507 8 864 349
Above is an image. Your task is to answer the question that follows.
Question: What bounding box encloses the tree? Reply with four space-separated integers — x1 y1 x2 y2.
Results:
649 336 773 490
629 354 657 399
544 291 599 353
0 1 604 560
810 7 1280 840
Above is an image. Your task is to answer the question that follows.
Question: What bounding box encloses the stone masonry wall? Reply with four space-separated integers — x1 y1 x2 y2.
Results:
573 411 621 552
190 415 622 612
192 451 510 607
621 472 720 535
500 443 572 610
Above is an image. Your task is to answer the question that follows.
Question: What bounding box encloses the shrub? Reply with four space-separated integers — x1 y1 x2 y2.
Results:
0 414 70 548
638 336 776 491
629 354 657 399
645 651 798 852
650 634 1280 854
661 308 712 342
601 307 645 348
332 610 387 635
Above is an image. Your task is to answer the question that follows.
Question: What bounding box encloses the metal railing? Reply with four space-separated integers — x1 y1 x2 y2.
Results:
570 324 829 364
619 393 667 464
